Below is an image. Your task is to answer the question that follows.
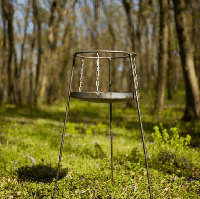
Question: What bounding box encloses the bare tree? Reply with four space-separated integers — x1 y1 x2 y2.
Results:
154 0 169 115
137 0 151 89
122 0 136 107
1 0 15 103
192 0 200 82
167 20 173 100
102 0 117 91
173 0 200 120
32 0 42 106
0 10 7 104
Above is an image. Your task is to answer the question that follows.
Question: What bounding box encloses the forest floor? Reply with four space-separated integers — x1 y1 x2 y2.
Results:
0 89 200 198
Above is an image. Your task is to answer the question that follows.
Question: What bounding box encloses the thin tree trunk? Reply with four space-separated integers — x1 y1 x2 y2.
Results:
93 0 99 49
28 24 36 104
46 0 58 104
173 51 179 94
154 0 169 115
151 10 159 92
137 0 151 89
33 0 42 106
13 48 22 106
192 3 200 82
167 22 173 100
173 0 200 121
145 24 151 93
122 0 136 107
0 18 7 104
1 0 15 103
102 1 117 91
18 1 30 104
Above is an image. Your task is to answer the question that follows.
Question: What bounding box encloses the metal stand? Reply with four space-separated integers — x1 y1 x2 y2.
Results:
129 53 153 199
52 55 75 199
109 58 114 183
52 51 152 199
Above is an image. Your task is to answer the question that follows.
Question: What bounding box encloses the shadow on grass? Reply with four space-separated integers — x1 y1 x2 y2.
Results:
0 102 105 124
149 158 200 181
16 164 67 183
1 102 199 147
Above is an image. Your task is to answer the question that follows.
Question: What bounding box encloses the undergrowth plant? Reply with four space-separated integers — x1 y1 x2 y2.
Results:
150 125 199 178
85 122 109 135
151 125 191 153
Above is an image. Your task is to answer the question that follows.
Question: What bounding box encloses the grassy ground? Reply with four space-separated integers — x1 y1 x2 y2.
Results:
0 90 200 198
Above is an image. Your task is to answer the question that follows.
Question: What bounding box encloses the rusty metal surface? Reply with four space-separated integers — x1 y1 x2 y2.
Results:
70 92 136 103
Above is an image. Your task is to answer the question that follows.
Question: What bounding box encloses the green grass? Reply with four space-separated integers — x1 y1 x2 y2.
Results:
0 92 200 198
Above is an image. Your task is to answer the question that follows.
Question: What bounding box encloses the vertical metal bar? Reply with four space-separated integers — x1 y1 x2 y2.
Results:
129 54 153 199
109 58 114 183
52 54 76 199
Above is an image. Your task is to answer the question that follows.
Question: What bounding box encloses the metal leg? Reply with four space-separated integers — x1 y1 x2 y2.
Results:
108 58 114 183
52 55 76 199
136 96 153 198
110 102 114 183
129 54 153 199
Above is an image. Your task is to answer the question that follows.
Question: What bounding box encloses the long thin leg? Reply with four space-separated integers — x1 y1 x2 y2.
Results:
52 55 76 199
108 58 114 183
129 54 153 199
110 102 114 182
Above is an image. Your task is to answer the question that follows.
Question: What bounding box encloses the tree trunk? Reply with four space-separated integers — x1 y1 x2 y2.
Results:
33 0 42 106
122 0 136 108
122 0 135 52
0 18 7 104
28 24 36 104
154 0 169 115
145 24 151 93
93 0 99 49
13 48 22 106
173 0 200 121
1 0 15 103
46 0 58 104
137 0 151 89
167 22 173 100
151 9 159 94
102 1 117 91
19 1 30 104
192 2 200 82
172 52 179 94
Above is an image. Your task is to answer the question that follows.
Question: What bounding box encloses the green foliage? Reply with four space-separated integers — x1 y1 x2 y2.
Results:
150 125 200 179
85 122 109 135
66 122 77 135
152 125 191 152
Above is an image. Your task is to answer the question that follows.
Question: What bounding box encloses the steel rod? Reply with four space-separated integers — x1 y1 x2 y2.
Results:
110 103 114 183
108 58 114 183
136 97 153 199
129 53 153 199
52 54 76 199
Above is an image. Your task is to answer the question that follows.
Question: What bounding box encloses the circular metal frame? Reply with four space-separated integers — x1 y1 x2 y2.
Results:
74 50 136 59
70 92 136 103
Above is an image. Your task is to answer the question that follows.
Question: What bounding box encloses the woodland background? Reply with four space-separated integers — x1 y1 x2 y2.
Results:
0 0 199 120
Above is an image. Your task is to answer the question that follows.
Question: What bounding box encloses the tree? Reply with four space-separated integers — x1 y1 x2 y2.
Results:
173 0 200 121
154 0 169 115
1 0 15 103
32 0 42 106
0 8 7 104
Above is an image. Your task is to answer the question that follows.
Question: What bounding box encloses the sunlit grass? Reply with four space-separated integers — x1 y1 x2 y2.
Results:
0 89 199 198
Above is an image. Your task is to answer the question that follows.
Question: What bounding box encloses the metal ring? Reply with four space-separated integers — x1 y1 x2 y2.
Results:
74 50 136 59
